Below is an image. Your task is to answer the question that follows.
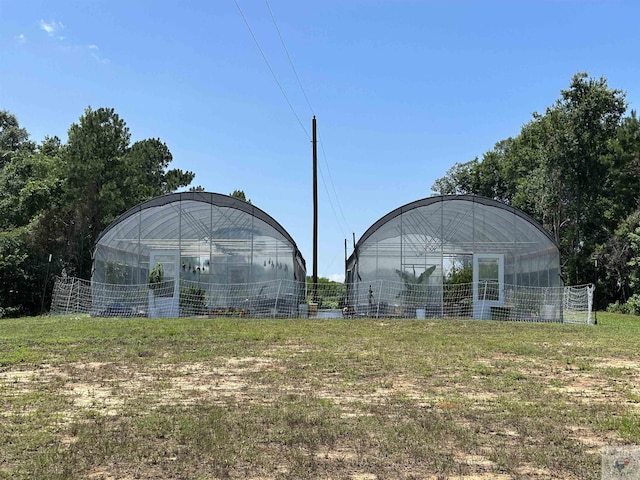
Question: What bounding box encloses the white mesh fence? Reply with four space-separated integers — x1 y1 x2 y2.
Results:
562 284 595 324
50 277 594 324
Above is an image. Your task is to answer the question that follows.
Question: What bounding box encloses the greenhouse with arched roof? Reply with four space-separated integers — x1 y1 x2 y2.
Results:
345 195 563 321
90 192 306 317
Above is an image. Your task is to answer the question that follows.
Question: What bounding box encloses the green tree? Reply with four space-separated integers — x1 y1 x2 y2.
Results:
0 225 50 317
62 107 131 276
124 138 195 204
62 107 195 277
602 111 640 223
306 276 344 309
595 209 640 306
432 72 628 286
0 110 34 168
530 73 625 284
0 141 64 229
0 124 64 315
230 189 251 203
0 107 196 313
432 158 480 196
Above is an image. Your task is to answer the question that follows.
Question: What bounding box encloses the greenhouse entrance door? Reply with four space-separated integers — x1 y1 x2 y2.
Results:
148 250 180 318
472 254 504 320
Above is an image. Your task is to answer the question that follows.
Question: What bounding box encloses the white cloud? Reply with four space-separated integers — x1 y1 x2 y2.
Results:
16 33 26 44
39 19 64 36
327 273 345 283
88 45 109 64
37 20 108 64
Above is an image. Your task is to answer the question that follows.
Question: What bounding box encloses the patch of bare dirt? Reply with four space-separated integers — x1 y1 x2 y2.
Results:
567 424 626 460
514 464 553 477
454 452 495 469
550 374 612 400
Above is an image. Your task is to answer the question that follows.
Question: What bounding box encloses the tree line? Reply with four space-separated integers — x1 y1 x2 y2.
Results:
432 72 640 312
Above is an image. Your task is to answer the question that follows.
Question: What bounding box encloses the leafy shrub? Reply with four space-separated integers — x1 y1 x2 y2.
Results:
606 293 640 315
180 285 207 316
0 306 23 318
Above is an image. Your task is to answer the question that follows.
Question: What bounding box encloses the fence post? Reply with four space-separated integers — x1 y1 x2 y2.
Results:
76 279 81 314
376 281 383 318
65 277 75 314
482 281 488 319
274 280 282 319
587 284 595 324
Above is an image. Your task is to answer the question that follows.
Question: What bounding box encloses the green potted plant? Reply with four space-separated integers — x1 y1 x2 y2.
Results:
148 263 172 297
149 262 163 288
396 265 437 316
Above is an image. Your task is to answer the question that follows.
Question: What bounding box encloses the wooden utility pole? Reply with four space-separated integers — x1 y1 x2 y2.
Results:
312 116 318 302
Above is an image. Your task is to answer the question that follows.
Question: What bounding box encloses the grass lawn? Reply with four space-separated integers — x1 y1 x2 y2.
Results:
1 312 639 479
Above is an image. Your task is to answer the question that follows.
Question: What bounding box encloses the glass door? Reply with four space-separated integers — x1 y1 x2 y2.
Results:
472 254 504 319
149 250 180 317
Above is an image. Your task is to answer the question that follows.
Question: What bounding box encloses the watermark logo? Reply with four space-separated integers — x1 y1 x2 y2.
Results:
602 446 640 479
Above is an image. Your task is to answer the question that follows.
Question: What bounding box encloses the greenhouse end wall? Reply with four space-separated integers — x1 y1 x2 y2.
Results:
345 195 562 320
91 192 306 317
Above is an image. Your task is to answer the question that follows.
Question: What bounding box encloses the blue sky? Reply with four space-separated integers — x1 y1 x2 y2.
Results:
2 1 640 281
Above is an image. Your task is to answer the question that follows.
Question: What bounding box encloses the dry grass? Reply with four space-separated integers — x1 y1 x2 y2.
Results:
1 313 639 479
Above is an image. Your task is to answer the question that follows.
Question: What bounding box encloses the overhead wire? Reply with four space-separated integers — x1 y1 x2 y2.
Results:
317 149 349 240
233 0 309 138
235 0 353 248
264 0 315 116
263 0 352 241
317 129 351 239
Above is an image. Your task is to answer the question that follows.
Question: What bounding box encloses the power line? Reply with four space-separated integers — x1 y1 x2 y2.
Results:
235 1 352 244
317 155 349 240
233 0 309 138
263 2 350 237
317 131 350 238
265 0 314 116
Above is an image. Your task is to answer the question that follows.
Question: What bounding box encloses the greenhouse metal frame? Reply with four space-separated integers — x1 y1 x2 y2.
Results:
91 192 306 317
345 195 562 321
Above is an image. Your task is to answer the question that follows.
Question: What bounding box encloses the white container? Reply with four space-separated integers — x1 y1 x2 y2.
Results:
542 304 556 321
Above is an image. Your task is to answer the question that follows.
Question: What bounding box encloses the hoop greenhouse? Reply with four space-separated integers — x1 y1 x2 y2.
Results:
90 192 306 317
345 195 563 320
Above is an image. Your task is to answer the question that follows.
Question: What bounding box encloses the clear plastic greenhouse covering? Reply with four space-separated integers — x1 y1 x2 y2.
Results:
345 195 562 319
92 192 306 315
